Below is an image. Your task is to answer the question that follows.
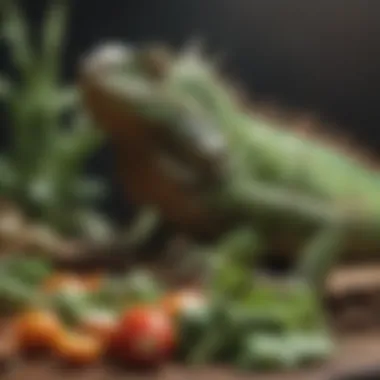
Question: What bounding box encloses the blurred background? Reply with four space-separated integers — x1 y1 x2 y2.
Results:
5 0 380 140
1 0 380 230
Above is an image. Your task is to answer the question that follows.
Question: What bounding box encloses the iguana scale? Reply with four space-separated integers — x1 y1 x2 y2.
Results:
77 41 380 289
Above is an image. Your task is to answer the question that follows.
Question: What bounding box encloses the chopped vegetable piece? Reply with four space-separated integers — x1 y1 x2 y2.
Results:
50 285 91 326
0 257 52 286
110 305 175 367
285 333 335 366
124 270 164 303
160 289 206 318
79 308 117 342
82 272 104 291
15 309 63 351
0 277 37 313
237 332 335 371
176 302 214 362
43 273 89 293
53 330 104 365
237 334 296 371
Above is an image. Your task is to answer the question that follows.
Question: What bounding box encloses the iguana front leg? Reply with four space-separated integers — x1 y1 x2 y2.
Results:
295 224 346 292
204 227 263 297
176 178 347 295
211 179 349 293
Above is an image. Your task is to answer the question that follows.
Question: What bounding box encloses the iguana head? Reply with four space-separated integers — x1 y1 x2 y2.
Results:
78 42 231 182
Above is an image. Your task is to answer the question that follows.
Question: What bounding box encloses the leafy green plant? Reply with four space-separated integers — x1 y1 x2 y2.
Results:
0 0 112 240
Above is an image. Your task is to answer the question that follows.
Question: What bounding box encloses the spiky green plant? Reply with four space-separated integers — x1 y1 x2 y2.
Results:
0 0 112 240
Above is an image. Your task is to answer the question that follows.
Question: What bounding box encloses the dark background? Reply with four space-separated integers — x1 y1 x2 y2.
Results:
6 0 380 145
2 0 380 218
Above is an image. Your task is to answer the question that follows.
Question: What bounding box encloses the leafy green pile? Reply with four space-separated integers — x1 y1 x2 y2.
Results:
0 0 111 239
0 255 164 318
173 229 335 371
0 252 334 372
176 281 333 371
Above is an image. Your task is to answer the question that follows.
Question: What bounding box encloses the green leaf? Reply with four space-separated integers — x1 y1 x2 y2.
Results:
32 113 103 203
124 269 164 302
176 302 214 361
27 175 57 207
284 333 334 366
2 0 34 77
230 303 292 334
70 177 108 203
56 86 79 112
237 331 333 371
208 229 260 299
93 271 163 311
0 256 52 286
50 286 91 326
0 74 13 99
41 0 69 82
0 155 18 194
238 334 296 370
121 207 161 247
49 114 104 180
0 277 38 313
75 209 114 242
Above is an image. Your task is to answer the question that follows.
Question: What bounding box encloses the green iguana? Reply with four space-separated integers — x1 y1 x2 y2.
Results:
77 41 380 290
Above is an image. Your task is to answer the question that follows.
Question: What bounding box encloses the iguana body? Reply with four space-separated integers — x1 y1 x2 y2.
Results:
78 42 380 287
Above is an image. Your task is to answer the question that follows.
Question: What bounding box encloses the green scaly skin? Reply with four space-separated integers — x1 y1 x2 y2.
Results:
77 41 380 291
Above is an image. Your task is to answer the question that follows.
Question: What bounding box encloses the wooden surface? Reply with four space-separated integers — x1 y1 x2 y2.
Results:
0 334 379 380
328 265 380 294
